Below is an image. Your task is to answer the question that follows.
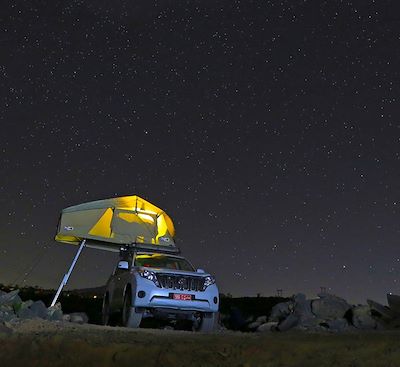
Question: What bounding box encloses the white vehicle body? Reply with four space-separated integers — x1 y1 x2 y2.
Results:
103 250 219 331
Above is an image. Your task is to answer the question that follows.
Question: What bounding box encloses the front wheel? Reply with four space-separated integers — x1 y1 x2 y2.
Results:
198 312 217 332
122 289 142 328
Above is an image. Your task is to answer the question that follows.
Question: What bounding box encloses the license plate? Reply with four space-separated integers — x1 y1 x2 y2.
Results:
172 293 192 301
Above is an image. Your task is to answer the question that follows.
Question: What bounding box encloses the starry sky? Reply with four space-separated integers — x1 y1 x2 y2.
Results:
1 0 399 304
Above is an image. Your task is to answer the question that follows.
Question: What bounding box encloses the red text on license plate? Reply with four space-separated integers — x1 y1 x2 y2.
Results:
173 293 192 301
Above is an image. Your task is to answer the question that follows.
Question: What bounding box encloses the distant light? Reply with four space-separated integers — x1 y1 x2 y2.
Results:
93 295 97 299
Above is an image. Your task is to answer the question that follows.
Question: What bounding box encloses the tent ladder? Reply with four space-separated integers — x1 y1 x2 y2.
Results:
50 239 86 307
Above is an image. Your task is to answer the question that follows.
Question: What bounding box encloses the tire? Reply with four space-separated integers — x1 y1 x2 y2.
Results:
102 293 110 326
198 312 217 332
122 288 142 328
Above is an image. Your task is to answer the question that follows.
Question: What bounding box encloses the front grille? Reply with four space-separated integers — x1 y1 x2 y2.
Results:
156 274 205 292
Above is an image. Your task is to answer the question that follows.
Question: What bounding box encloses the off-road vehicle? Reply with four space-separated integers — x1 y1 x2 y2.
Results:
102 249 219 331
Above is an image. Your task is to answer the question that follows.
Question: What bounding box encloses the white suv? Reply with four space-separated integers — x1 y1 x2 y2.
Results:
102 250 219 331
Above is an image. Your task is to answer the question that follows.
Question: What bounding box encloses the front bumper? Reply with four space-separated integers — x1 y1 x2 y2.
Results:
133 277 219 313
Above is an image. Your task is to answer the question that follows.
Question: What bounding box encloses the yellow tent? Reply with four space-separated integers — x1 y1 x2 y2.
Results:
55 195 177 252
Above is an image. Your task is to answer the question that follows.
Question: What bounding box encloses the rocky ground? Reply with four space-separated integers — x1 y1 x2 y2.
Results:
2 319 400 367
2 289 400 366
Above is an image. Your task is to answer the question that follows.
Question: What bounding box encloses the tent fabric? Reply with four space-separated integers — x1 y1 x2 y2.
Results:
55 195 176 251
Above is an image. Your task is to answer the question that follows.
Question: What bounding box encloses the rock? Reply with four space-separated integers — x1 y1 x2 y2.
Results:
247 316 268 330
277 313 299 331
16 300 35 319
294 293 315 321
17 300 33 313
311 293 351 320
29 301 48 319
257 322 278 332
63 314 71 322
256 315 267 324
269 301 293 322
295 317 321 331
46 302 63 321
247 321 262 330
367 299 398 329
280 293 318 331
367 299 396 320
18 307 36 319
319 318 349 332
0 290 22 307
352 305 377 329
387 294 400 314
0 304 14 314
69 312 89 324
0 308 15 322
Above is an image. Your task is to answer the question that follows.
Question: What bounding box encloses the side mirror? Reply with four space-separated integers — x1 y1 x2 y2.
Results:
196 268 205 274
118 260 129 270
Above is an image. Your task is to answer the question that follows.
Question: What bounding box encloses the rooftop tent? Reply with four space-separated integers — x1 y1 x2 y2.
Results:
51 195 178 307
55 195 177 253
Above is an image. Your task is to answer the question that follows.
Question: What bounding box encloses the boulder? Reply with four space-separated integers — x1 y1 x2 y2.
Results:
294 317 322 331
269 301 293 322
282 293 319 331
367 299 396 320
69 312 89 324
256 315 267 324
277 313 299 331
352 305 377 329
319 318 350 332
293 293 314 321
16 300 36 319
0 290 22 307
387 294 400 314
257 322 278 332
247 321 262 330
18 307 36 320
0 311 16 322
0 304 14 314
29 301 48 319
311 293 351 320
46 302 63 321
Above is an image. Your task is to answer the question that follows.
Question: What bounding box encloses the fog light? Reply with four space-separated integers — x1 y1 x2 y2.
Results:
213 297 218 304
138 290 146 298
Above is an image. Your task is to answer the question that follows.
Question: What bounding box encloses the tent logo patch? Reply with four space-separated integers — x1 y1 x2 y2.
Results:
64 226 74 231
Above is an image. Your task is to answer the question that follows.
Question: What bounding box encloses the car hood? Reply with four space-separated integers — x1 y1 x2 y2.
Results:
134 267 211 277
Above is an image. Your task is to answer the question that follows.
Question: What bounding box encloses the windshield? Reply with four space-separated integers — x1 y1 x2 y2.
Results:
135 253 194 271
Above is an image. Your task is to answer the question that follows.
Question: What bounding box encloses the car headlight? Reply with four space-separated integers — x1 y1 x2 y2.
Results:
203 275 216 290
137 269 160 287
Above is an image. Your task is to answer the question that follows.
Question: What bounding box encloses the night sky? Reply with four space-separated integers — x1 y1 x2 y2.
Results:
1 0 399 304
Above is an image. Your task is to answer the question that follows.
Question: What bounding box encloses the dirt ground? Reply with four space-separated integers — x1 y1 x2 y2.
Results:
1 320 400 367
